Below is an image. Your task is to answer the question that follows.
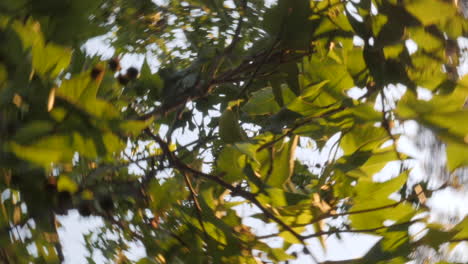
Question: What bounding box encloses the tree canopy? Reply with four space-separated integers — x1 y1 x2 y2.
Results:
1 0 468 263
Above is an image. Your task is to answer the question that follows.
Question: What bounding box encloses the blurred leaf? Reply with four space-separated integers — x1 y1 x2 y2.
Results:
57 175 78 194
420 225 457 250
219 106 247 143
32 43 72 78
341 124 389 155
350 172 415 229
405 0 457 26
453 216 468 240
119 117 154 136
347 147 403 178
13 121 54 143
446 142 468 171
217 146 246 183
264 136 298 188
243 87 281 115
12 19 71 78
138 59 164 100
9 136 71 167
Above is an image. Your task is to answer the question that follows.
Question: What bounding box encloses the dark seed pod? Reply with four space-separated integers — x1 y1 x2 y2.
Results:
90 66 104 81
98 196 114 211
108 57 121 72
55 191 72 215
126 67 139 80
117 74 129 86
78 201 93 217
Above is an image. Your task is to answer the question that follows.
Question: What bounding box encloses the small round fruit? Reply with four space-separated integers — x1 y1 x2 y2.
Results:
117 74 130 86
126 67 139 80
90 66 104 81
108 57 121 72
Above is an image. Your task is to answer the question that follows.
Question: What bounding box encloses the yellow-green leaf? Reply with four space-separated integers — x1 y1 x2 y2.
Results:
57 175 78 194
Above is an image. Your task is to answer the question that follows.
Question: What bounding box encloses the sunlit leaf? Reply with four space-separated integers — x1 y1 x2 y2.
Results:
341 124 389 155
405 0 457 26
57 175 79 194
243 87 281 115
219 106 247 143
217 146 246 183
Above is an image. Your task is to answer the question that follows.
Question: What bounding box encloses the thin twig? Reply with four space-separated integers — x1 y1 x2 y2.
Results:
237 40 280 98
182 171 208 239
223 0 247 55
258 105 347 152
380 91 404 162
86 153 163 180
303 219 420 239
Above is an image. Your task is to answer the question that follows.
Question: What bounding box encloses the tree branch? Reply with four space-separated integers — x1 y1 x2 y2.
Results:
303 219 420 239
182 171 208 239
144 128 319 262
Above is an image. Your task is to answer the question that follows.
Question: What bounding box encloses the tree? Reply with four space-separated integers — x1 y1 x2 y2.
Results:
0 0 467 263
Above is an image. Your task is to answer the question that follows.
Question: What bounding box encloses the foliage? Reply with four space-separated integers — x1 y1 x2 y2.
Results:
0 0 468 263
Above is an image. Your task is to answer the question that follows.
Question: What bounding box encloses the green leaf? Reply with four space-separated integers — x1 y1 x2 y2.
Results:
420 225 457 250
345 47 368 86
12 19 43 49
350 172 415 229
242 87 281 115
138 59 164 100
71 132 98 159
234 142 261 164
13 121 54 143
32 43 72 78
12 19 71 78
57 72 93 102
57 175 78 194
119 117 154 136
263 0 315 49
148 178 187 212
371 14 388 36
341 124 389 155
136 258 158 264
453 216 468 240
349 103 382 123
380 230 409 253
347 147 403 178
405 0 457 26
446 142 468 171
57 73 120 119
279 230 302 244
407 51 446 90
9 136 72 167
289 80 328 100
383 44 405 59
354 172 408 203
302 56 354 99
361 233 411 264
87 99 121 119
270 78 284 106
267 247 295 262
102 132 124 157
219 106 246 143
0 63 7 88
408 26 444 52
397 91 468 165
263 136 298 188
217 146 246 183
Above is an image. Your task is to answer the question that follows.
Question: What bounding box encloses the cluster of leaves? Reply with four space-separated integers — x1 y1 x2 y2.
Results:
0 0 468 263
